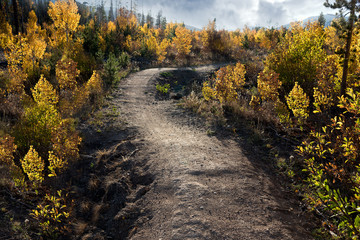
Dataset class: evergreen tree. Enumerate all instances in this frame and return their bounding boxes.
[95,0,106,24]
[140,13,145,26]
[35,0,50,25]
[155,10,162,29]
[108,0,115,21]
[160,16,167,30]
[12,0,20,34]
[146,11,153,28]
[324,0,360,95]
[318,12,326,27]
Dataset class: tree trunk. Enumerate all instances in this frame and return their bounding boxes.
[340,0,356,96]
[12,0,20,34]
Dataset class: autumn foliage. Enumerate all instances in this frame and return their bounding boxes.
[3,0,360,237]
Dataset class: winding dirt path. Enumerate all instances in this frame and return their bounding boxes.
[116,66,314,239]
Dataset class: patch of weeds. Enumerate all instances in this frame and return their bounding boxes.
[160,72,173,78]
[31,190,71,238]
[105,95,114,100]
[180,91,201,112]
[10,218,31,240]
[156,83,170,95]
[105,107,120,118]
[89,111,105,132]
[206,129,216,136]
[248,131,263,145]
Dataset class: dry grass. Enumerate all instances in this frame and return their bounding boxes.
[88,176,100,191]
[73,221,88,235]
[91,204,103,223]
[79,200,92,214]
[180,91,225,124]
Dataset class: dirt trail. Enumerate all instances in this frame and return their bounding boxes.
[114,65,313,240]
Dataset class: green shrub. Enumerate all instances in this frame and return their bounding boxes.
[103,53,120,87]
[156,83,170,94]
[118,52,130,69]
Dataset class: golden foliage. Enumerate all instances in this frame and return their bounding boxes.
[173,26,192,57]
[107,21,116,33]
[32,75,59,106]
[21,146,45,184]
[249,95,261,110]
[0,21,13,49]
[274,100,290,125]
[24,11,47,74]
[146,35,158,54]
[116,8,138,33]
[4,36,29,94]
[31,190,71,235]
[0,135,17,165]
[265,22,326,95]
[48,0,80,47]
[7,65,27,95]
[286,82,309,123]
[0,136,25,188]
[156,38,171,63]
[313,55,342,113]
[214,63,246,103]
[49,119,81,176]
[86,70,102,95]
[202,81,216,101]
[202,63,246,103]
[56,58,80,90]
[257,68,281,102]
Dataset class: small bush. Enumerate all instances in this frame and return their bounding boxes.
[31,190,71,238]
[118,52,130,69]
[156,83,170,94]
[103,53,120,87]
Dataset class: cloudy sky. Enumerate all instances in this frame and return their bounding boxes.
[130,0,337,30]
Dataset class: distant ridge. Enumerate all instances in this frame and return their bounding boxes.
[185,24,201,31]
[283,14,338,28]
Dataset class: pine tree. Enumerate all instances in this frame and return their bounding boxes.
[324,0,360,96]
[160,16,167,30]
[146,11,153,28]
[109,0,115,22]
[318,12,326,27]
[155,10,162,29]
[12,0,20,34]
[140,13,145,26]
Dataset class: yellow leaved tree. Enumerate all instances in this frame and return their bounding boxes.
[48,0,81,54]
[156,38,171,63]
[21,146,45,185]
[286,82,310,124]
[23,10,47,76]
[202,63,246,103]
[173,25,192,60]
[257,67,281,102]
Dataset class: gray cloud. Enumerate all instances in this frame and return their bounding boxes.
[98,0,337,30]
[256,0,289,27]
